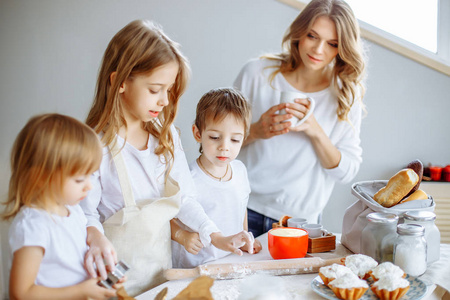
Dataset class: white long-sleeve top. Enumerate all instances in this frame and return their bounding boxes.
[233,58,363,223]
[172,160,250,268]
[80,125,219,245]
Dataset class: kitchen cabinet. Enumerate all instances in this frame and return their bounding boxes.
[421,182,450,244]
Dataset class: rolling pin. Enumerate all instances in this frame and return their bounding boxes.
[164,256,343,280]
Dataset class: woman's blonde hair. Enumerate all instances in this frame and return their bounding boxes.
[2,114,102,220]
[264,0,366,121]
[86,20,191,173]
[194,88,251,153]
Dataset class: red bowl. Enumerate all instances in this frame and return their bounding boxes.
[268,227,308,259]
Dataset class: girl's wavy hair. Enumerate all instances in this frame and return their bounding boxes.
[264,0,366,121]
[194,87,251,153]
[86,20,191,177]
[2,114,102,220]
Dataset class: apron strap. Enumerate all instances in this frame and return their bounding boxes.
[109,140,136,207]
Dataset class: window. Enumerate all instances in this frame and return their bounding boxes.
[276,0,450,76]
[346,0,438,53]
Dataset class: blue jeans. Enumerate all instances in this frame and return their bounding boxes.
[247,209,278,238]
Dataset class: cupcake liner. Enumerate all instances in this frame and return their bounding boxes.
[329,286,368,300]
[371,286,410,300]
[319,272,335,287]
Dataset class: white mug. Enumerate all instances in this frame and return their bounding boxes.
[287,217,308,229]
[301,223,323,238]
[279,91,316,127]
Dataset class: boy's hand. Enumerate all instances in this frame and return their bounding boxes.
[210,230,254,256]
[179,230,204,255]
[171,219,204,255]
[241,238,262,254]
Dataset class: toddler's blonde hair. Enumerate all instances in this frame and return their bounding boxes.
[2,114,102,220]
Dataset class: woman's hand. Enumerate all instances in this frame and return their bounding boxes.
[85,227,117,280]
[210,231,254,256]
[244,103,292,145]
[283,98,314,130]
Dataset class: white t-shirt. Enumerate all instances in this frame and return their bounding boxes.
[80,125,219,245]
[233,58,363,223]
[9,205,89,287]
[172,160,250,268]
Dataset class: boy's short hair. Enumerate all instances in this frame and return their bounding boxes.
[194,87,251,139]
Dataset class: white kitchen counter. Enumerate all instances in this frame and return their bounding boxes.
[136,233,449,300]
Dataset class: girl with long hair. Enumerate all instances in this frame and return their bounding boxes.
[82,20,253,296]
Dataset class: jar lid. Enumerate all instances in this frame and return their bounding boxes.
[397,223,425,236]
[404,211,436,221]
[366,212,399,223]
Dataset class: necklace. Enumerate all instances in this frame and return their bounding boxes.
[197,157,229,181]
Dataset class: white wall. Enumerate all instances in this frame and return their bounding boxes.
[1,0,449,298]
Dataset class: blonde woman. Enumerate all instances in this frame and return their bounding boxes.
[233,0,366,236]
[82,20,253,296]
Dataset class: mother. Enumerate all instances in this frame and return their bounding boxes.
[234,0,366,236]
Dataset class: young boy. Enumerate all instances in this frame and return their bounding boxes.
[172,88,262,268]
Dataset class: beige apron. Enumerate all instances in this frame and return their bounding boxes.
[102,145,181,297]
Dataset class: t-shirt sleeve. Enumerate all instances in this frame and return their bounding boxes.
[9,210,50,254]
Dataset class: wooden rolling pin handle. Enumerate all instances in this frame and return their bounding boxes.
[164,267,200,281]
[164,257,345,281]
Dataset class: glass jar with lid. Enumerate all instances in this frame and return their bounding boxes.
[393,224,427,276]
[403,211,440,264]
[361,212,399,262]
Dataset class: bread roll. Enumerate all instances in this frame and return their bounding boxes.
[374,169,419,208]
[403,159,424,199]
[279,215,292,227]
[400,189,428,203]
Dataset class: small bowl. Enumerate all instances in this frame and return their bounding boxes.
[268,227,308,259]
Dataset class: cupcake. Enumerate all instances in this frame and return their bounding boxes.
[370,262,406,281]
[371,275,410,300]
[319,264,353,287]
[328,273,369,300]
[344,254,378,279]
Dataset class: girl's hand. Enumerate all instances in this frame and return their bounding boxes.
[241,239,263,254]
[210,231,254,256]
[85,227,118,280]
[252,103,292,140]
[78,278,118,300]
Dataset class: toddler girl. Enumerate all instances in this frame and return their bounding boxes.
[3,113,117,300]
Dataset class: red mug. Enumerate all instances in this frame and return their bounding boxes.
[443,165,450,182]
[429,166,443,181]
